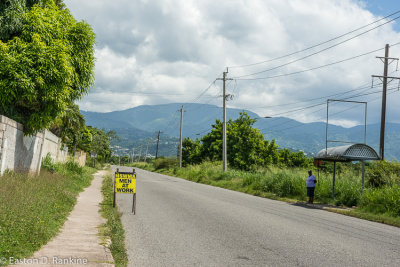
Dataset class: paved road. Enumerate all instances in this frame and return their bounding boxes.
[113,166,400,267]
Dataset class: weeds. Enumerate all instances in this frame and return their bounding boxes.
[100,173,128,267]
[0,160,95,263]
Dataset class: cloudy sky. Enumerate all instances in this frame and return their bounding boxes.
[65,0,400,127]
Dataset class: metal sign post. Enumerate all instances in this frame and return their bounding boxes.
[113,168,118,207]
[114,168,137,214]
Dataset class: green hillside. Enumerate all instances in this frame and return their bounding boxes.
[81,103,400,160]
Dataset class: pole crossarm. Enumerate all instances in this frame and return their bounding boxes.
[372,75,400,80]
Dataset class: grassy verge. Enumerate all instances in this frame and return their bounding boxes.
[0,161,95,265]
[99,172,128,267]
[131,160,400,227]
[327,208,400,228]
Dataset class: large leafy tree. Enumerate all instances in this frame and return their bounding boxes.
[182,137,202,166]
[0,0,65,42]
[50,103,86,154]
[0,1,95,133]
[88,127,118,163]
[182,111,310,170]
[227,113,270,170]
[183,112,281,170]
[200,112,277,170]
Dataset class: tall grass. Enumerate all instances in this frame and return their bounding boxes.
[100,173,128,267]
[0,160,95,263]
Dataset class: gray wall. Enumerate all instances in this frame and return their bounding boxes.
[0,115,72,175]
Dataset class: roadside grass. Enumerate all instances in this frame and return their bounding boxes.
[99,172,128,267]
[131,160,400,227]
[0,161,95,264]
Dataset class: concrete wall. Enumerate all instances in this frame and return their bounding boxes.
[0,115,84,175]
[74,150,87,167]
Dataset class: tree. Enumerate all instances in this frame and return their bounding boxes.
[0,1,95,134]
[88,127,118,163]
[182,111,312,170]
[182,137,202,166]
[278,148,311,167]
[227,112,267,170]
[0,0,66,42]
[199,120,223,161]
[195,111,280,170]
[50,103,86,154]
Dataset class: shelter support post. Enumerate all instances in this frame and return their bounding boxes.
[361,160,365,193]
[332,162,336,200]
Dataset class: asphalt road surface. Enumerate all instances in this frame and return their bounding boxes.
[113,166,400,267]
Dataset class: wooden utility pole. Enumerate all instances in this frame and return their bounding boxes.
[379,44,389,160]
[155,130,161,159]
[372,44,399,160]
[179,106,183,168]
[137,145,142,162]
[217,68,232,172]
[144,140,150,162]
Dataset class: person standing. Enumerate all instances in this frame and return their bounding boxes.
[306,170,317,204]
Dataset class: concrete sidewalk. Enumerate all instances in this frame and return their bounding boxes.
[14,170,114,267]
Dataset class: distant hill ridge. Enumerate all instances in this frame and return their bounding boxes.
[81,103,400,160]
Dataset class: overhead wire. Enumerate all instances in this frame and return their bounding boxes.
[234,45,393,81]
[228,10,400,69]
[257,82,388,131]
[271,89,400,133]
[231,15,400,79]
[264,86,400,133]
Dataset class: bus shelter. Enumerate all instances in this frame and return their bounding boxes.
[314,143,380,199]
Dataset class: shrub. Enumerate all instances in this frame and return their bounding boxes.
[153,158,177,170]
[366,160,400,188]
[359,185,400,216]
[41,153,55,171]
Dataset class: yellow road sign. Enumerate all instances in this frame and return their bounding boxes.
[115,172,136,193]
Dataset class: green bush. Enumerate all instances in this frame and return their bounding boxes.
[153,157,177,170]
[359,185,400,216]
[41,153,55,171]
[366,160,400,188]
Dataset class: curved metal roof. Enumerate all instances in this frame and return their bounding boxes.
[315,143,380,162]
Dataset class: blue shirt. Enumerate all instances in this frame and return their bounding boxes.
[306,175,316,188]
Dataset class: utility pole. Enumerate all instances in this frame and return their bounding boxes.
[144,140,150,162]
[138,145,142,162]
[155,130,161,159]
[217,68,233,172]
[372,44,399,160]
[179,106,184,168]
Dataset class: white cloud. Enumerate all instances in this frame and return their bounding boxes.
[65,0,400,126]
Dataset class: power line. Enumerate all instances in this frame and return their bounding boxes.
[250,69,398,111]
[234,45,396,81]
[274,90,400,133]
[264,87,400,133]
[247,82,379,110]
[232,15,400,79]
[228,10,400,69]
[257,84,395,131]
[263,85,386,118]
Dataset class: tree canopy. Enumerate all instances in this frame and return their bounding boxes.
[182,112,311,170]
[0,0,95,134]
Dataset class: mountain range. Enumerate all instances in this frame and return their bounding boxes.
[81,103,400,160]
